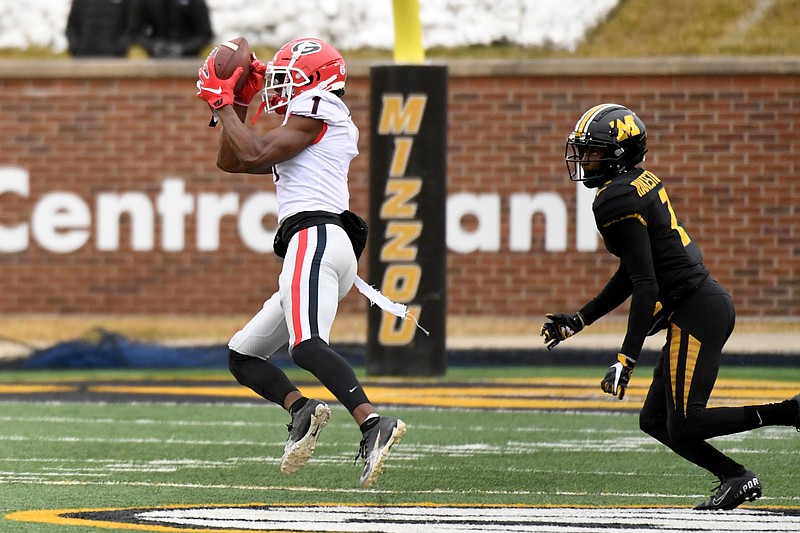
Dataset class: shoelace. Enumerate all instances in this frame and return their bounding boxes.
[353,436,368,465]
[286,406,300,434]
[706,477,727,496]
[286,408,310,437]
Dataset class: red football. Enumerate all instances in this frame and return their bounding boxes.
[212,36,251,93]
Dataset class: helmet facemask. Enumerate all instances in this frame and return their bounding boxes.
[565,104,648,188]
[260,38,347,116]
[263,52,311,115]
[566,138,619,188]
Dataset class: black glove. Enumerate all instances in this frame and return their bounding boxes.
[540,312,585,350]
[601,353,636,400]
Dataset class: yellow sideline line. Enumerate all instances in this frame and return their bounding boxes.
[79,381,797,411]
[0,384,76,394]
[1,378,795,411]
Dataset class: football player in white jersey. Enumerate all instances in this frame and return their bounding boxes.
[196,37,405,489]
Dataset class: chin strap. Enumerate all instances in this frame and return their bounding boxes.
[250,101,267,124]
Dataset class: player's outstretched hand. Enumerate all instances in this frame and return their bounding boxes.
[234,52,267,106]
[540,312,585,350]
[196,55,242,109]
[600,353,636,400]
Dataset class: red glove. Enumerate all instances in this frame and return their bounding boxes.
[234,52,266,106]
[196,55,242,110]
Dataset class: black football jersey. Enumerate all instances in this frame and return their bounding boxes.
[593,168,709,303]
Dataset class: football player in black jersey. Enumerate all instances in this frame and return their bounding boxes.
[540,103,800,511]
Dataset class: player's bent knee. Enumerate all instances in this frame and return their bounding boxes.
[666,416,704,443]
[290,337,328,372]
[639,408,667,437]
[290,337,368,413]
[228,349,250,382]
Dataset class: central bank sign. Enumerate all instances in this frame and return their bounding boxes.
[0,166,599,254]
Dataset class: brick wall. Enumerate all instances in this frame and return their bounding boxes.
[1,58,798,318]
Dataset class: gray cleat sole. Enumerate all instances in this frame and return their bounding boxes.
[280,402,331,475]
[360,419,407,489]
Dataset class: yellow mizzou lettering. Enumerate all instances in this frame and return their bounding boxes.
[612,114,641,142]
[381,179,421,219]
[379,265,422,345]
[381,264,421,304]
[378,95,427,135]
[381,222,422,262]
[376,94,428,348]
[379,304,422,345]
[389,138,413,177]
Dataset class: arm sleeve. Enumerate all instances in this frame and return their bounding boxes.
[602,218,660,360]
[579,262,632,325]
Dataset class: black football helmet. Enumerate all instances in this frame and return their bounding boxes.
[565,103,648,188]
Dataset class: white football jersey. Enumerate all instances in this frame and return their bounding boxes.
[273,89,359,223]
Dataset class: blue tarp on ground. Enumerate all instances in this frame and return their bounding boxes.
[18,329,367,369]
[23,329,229,369]
[15,329,800,369]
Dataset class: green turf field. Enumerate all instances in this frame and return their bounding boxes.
[0,366,798,532]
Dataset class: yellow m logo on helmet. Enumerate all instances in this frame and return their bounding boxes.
[612,114,641,142]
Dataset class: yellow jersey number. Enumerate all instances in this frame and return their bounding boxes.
[658,188,691,246]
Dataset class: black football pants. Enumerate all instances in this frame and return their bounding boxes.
[638,280,762,480]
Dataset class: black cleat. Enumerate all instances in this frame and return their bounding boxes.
[792,393,800,431]
[280,399,330,475]
[355,416,406,489]
[694,470,762,511]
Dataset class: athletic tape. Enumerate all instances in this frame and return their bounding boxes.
[353,276,429,335]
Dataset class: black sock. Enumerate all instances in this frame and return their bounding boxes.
[289,397,309,415]
[721,464,747,480]
[745,400,796,426]
[360,415,380,434]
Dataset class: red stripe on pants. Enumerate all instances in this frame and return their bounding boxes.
[291,229,309,345]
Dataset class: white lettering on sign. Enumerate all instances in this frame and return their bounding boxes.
[446,192,500,253]
[31,191,91,254]
[0,167,597,255]
[446,185,598,253]
[0,167,29,252]
[0,168,277,254]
